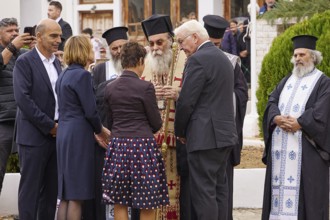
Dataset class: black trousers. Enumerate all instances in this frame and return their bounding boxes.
[18,140,58,220]
[0,121,15,195]
[188,147,231,220]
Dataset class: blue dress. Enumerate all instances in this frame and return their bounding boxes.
[55,64,102,200]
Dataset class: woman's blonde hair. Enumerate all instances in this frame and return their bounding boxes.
[63,35,93,67]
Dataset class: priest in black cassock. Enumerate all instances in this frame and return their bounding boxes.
[262,35,330,220]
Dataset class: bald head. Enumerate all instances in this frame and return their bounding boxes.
[36,18,61,35]
[36,18,62,58]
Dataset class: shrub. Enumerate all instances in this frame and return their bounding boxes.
[256,10,330,133]
[6,153,19,173]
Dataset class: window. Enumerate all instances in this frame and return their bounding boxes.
[124,0,198,40]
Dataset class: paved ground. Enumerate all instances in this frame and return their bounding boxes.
[1,209,263,220]
[233,208,262,220]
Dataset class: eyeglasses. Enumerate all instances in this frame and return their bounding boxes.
[149,39,165,47]
[177,34,193,45]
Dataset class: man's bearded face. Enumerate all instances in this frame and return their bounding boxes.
[109,39,127,73]
[291,48,315,77]
[147,33,173,76]
[109,39,127,62]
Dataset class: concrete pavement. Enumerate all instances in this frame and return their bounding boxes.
[233,208,262,220]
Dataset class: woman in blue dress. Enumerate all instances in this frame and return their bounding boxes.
[55,35,110,220]
[102,41,169,220]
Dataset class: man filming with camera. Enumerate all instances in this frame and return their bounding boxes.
[0,17,35,196]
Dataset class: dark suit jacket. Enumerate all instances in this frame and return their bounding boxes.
[13,48,61,146]
[104,70,162,137]
[175,41,238,152]
[58,18,73,51]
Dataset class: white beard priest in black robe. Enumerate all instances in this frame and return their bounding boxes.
[262,35,330,220]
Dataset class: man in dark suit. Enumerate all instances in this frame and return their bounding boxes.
[13,18,62,220]
[203,15,249,220]
[48,1,73,51]
[174,20,238,220]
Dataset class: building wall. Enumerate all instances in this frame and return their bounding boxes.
[255,19,281,77]
[0,0,20,22]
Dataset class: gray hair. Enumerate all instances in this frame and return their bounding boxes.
[0,18,18,28]
[310,49,323,65]
[291,49,323,65]
[174,19,209,41]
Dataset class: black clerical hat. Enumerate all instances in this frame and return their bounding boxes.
[203,15,229,39]
[141,14,173,39]
[102,26,128,46]
[291,35,318,50]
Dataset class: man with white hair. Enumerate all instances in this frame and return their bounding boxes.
[262,35,330,220]
[174,20,238,220]
[140,14,187,219]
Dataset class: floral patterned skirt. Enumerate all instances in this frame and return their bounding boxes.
[102,137,170,209]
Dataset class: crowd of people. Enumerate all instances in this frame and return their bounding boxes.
[0,0,330,220]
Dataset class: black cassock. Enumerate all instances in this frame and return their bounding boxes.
[261,72,330,220]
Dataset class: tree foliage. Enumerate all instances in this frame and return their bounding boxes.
[6,154,19,173]
[256,10,330,133]
[261,0,330,24]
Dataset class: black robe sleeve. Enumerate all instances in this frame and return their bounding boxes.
[262,75,290,164]
[231,63,249,166]
[297,74,330,154]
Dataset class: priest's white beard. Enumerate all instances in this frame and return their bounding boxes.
[110,54,123,73]
[146,48,173,76]
[291,58,315,78]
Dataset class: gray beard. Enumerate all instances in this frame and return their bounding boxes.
[146,49,173,76]
[292,62,314,78]
[110,54,122,73]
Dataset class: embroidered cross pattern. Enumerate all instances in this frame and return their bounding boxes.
[286,198,293,208]
[289,151,296,160]
[287,176,295,183]
[293,104,300,112]
[287,84,293,90]
[275,128,281,135]
[168,180,176,190]
[275,150,280,160]
[301,84,308,90]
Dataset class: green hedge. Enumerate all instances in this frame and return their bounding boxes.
[6,153,19,173]
[256,10,330,134]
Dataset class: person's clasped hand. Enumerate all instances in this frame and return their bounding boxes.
[95,126,111,149]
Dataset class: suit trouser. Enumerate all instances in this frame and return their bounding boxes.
[217,158,234,220]
[188,147,232,220]
[0,122,15,195]
[18,140,57,220]
[82,145,106,220]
